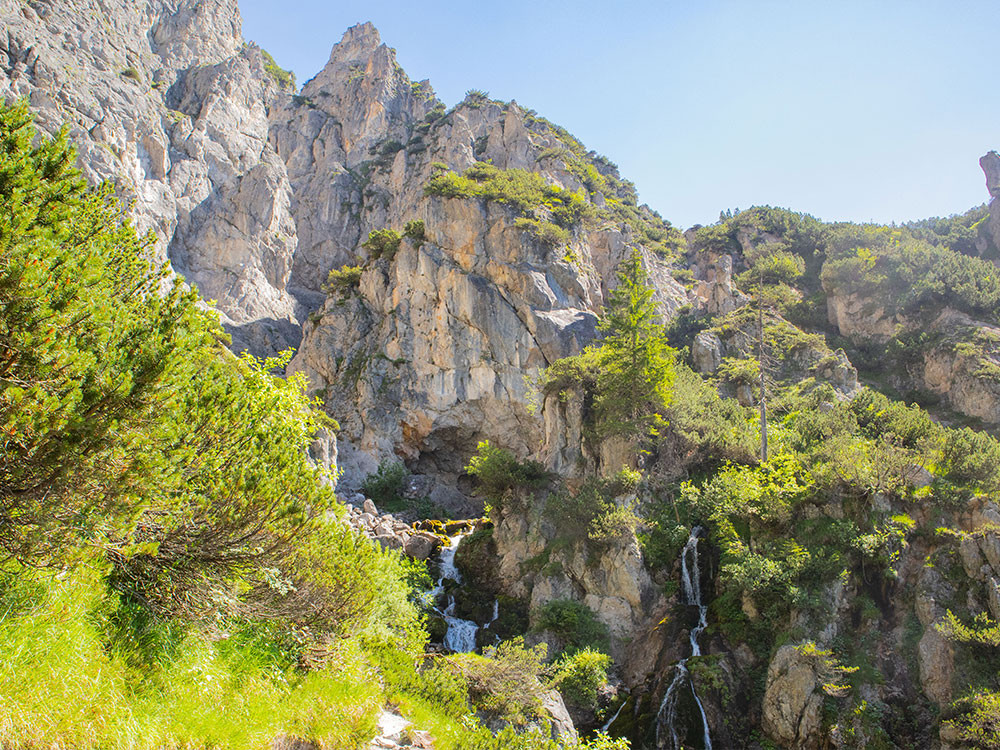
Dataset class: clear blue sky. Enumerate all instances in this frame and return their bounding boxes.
[239,0,998,230]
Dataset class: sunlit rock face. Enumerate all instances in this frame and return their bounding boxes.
[0,0,304,352]
[2,2,687,481]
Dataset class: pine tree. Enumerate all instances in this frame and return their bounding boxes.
[0,99,199,563]
[592,249,676,438]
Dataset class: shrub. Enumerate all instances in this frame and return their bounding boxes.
[104,349,340,623]
[451,637,548,726]
[588,501,642,545]
[259,48,296,91]
[464,89,491,107]
[942,427,1000,491]
[936,610,1000,648]
[606,466,642,496]
[425,162,594,228]
[362,228,402,261]
[121,66,141,82]
[943,691,1000,750]
[403,219,426,243]
[514,217,570,246]
[717,356,761,387]
[0,99,199,566]
[465,441,546,506]
[360,461,408,510]
[532,599,610,654]
[325,264,363,297]
[549,648,611,709]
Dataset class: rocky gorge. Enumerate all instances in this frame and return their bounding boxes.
[5,1,1000,748]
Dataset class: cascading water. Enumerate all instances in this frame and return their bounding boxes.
[655,526,713,750]
[431,534,480,652]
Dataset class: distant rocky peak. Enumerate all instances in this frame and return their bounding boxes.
[296,21,438,165]
[328,21,383,62]
[981,150,1000,199]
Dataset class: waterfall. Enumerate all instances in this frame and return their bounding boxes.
[431,533,480,652]
[600,700,627,734]
[655,527,713,750]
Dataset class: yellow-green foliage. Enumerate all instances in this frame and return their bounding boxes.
[424,158,683,258]
[260,47,296,91]
[549,648,611,709]
[362,228,402,260]
[514,217,570,247]
[943,691,1000,750]
[325,264,364,296]
[425,161,595,229]
[0,566,382,750]
[466,440,547,507]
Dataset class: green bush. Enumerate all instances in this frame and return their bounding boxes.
[425,162,594,228]
[606,466,642,496]
[451,637,549,726]
[0,99,201,566]
[325,264,363,297]
[942,426,1000,491]
[943,691,1000,749]
[466,440,546,507]
[362,228,402,261]
[259,47,296,91]
[403,219,426,243]
[717,356,761,387]
[532,599,610,654]
[550,648,611,709]
[361,460,409,510]
[514,217,570,246]
[588,501,642,545]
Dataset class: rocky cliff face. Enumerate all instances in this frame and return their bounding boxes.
[0,0,306,352]
[2,1,688,486]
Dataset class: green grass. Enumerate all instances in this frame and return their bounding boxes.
[0,567,381,749]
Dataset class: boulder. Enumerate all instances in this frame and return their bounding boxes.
[691,330,724,373]
[540,689,578,743]
[404,532,441,560]
[374,534,403,552]
[762,645,824,749]
[918,627,954,707]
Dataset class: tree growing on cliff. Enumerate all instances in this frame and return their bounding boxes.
[591,249,676,438]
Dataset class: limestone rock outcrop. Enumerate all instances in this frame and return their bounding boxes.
[2,1,690,484]
[761,645,824,749]
[980,150,1000,253]
[0,0,302,353]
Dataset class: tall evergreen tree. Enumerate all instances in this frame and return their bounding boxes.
[592,249,675,438]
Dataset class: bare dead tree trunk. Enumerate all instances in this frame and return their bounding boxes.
[758,272,769,462]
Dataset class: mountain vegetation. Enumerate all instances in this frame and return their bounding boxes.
[5,5,1000,747]
[0,102,627,750]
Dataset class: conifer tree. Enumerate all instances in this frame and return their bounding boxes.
[592,249,676,438]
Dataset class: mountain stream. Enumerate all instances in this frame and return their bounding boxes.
[655,526,713,750]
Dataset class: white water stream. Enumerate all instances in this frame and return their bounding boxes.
[431,533,481,652]
[655,527,713,750]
